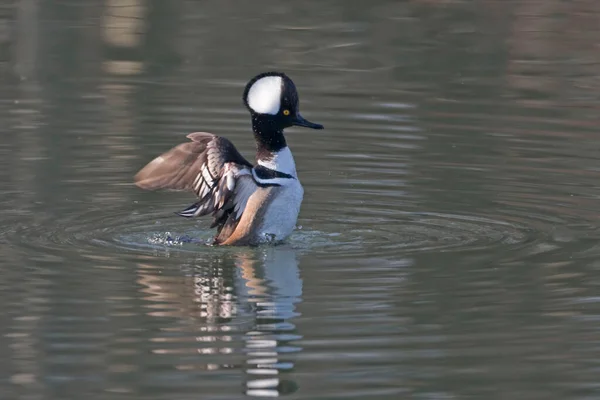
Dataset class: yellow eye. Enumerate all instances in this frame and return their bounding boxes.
[283,109,290,116]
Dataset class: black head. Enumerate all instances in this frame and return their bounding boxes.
[243,71,324,131]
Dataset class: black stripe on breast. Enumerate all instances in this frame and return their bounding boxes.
[253,165,294,180]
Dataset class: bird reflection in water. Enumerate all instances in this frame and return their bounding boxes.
[136,246,302,397]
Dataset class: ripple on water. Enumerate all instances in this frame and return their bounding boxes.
[301,211,534,261]
[2,199,535,261]
[3,206,210,257]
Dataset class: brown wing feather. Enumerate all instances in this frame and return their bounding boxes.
[134,132,256,237]
[134,132,251,191]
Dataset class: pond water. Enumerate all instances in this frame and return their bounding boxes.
[2,1,600,399]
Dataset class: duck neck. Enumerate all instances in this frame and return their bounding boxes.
[252,115,297,176]
[252,114,287,160]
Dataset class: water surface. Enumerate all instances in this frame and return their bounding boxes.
[2,1,600,399]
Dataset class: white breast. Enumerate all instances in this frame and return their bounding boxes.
[257,147,297,177]
[257,179,304,243]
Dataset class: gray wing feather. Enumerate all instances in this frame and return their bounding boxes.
[134,132,255,221]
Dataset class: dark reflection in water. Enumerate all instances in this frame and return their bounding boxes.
[2,0,600,399]
[137,247,302,397]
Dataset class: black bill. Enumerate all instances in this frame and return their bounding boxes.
[292,113,324,130]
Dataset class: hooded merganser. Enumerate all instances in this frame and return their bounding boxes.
[134,72,324,246]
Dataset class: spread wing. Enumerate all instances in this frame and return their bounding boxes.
[134,132,257,232]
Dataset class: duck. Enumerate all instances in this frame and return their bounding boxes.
[134,72,324,246]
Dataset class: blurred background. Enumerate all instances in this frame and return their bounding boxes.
[2,0,600,399]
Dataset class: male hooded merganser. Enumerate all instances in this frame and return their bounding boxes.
[134,72,324,246]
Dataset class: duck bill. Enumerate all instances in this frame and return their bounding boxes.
[292,114,324,130]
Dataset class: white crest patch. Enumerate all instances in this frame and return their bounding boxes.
[247,76,283,115]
